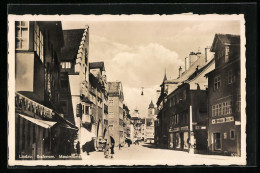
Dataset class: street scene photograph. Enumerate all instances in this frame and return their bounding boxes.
[8,14,246,166]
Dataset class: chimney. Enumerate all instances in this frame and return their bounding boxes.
[179,66,182,78]
[185,57,189,71]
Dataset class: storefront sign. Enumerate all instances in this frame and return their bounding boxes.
[181,126,189,131]
[216,118,225,123]
[212,116,234,124]
[195,126,206,130]
[225,116,234,122]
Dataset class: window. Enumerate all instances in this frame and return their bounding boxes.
[212,100,232,117]
[218,103,222,116]
[212,105,216,117]
[225,46,230,62]
[214,75,221,90]
[230,130,235,140]
[228,70,234,84]
[226,100,232,114]
[85,106,89,114]
[34,22,44,62]
[109,99,114,106]
[213,133,221,150]
[15,21,29,50]
[61,62,71,69]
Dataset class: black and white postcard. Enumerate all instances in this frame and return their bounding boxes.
[8,12,248,166]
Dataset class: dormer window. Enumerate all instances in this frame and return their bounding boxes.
[225,46,230,63]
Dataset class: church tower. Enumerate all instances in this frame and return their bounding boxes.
[148,100,155,118]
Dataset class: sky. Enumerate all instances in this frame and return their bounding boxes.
[62,15,241,117]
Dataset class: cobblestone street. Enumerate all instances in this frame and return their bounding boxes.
[81,142,245,166]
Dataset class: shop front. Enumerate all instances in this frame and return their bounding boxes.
[169,126,190,152]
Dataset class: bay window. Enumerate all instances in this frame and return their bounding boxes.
[15,21,29,50]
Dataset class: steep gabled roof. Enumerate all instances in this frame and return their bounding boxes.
[211,34,240,52]
[185,57,215,82]
[61,29,85,61]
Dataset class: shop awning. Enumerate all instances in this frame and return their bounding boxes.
[19,114,57,129]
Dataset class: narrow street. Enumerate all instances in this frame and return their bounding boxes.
[81,142,245,166]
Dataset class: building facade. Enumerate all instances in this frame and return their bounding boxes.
[59,27,93,151]
[206,34,241,156]
[15,21,78,160]
[156,46,215,150]
[144,101,156,143]
[89,62,109,149]
[107,82,125,146]
[59,27,109,151]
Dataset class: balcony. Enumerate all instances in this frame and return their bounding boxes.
[15,92,55,119]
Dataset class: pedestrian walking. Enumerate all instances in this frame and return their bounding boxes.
[104,143,110,158]
[110,136,115,158]
[76,141,80,155]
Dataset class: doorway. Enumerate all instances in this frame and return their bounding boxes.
[213,133,221,151]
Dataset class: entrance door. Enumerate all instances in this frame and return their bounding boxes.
[213,133,221,151]
[180,132,184,150]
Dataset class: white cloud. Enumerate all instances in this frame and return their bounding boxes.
[109,42,182,88]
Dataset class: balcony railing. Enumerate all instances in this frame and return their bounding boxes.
[15,92,54,119]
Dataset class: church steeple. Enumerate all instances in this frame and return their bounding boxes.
[163,68,167,82]
[148,100,154,109]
